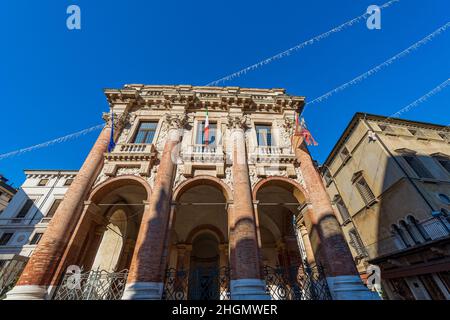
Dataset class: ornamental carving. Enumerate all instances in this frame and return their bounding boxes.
[226,115,248,130]
[173,164,187,190]
[223,166,234,191]
[116,167,141,177]
[164,113,188,130]
[146,163,160,189]
[102,112,130,131]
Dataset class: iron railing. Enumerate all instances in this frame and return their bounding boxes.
[163,266,230,300]
[52,269,128,300]
[0,259,27,299]
[263,265,332,300]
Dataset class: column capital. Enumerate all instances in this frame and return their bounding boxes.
[226,115,248,131]
[102,111,130,131]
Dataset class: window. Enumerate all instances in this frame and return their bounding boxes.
[392,224,410,248]
[0,233,13,245]
[255,125,272,146]
[435,157,450,175]
[437,193,450,205]
[408,128,427,139]
[323,169,333,186]
[339,146,351,163]
[29,232,43,245]
[403,155,434,179]
[14,199,34,222]
[348,228,367,257]
[334,195,351,223]
[407,216,430,242]
[133,122,158,144]
[38,179,49,186]
[196,121,217,145]
[439,132,450,141]
[64,178,74,186]
[379,124,394,133]
[353,174,376,205]
[46,199,63,218]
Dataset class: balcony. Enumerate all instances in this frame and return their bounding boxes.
[182,144,225,164]
[105,143,156,162]
[250,146,296,164]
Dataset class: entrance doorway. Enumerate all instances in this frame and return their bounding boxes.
[188,232,220,300]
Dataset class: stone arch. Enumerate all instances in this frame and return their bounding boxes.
[88,174,152,203]
[252,176,309,204]
[172,175,233,202]
[186,224,227,244]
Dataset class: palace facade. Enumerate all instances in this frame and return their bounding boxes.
[5,85,377,300]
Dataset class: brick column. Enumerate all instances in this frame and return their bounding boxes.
[6,124,112,300]
[227,117,269,300]
[122,114,185,300]
[293,139,378,299]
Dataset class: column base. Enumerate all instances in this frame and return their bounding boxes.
[121,282,163,300]
[326,275,381,300]
[230,279,271,300]
[4,285,52,300]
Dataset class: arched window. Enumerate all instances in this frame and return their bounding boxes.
[438,194,450,205]
[399,220,419,245]
[407,215,430,242]
[391,224,410,248]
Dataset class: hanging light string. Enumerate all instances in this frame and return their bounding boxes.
[205,0,401,87]
[0,124,104,160]
[306,21,450,107]
[389,79,450,118]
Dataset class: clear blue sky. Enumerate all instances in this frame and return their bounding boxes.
[1,0,449,187]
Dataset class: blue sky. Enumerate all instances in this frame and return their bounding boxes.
[0,0,449,187]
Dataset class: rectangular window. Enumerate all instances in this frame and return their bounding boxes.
[38,179,49,186]
[64,178,74,186]
[323,169,333,186]
[196,121,217,145]
[255,125,272,146]
[335,196,351,223]
[0,233,13,245]
[408,128,427,139]
[436,158,450,175]
[46,199,63,218]
[133,122,158,144]
[355,176,376,205]
[339,146,350,162]
[348,228,367,257]
[14,199,35,222]
[29,233,43,245]
[379,124,394,133]
[403,155,434,179]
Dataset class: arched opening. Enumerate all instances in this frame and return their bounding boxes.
[255,179,304,270]
[77,176,150,273]
[188,232,220,300]
[164,177,230,300]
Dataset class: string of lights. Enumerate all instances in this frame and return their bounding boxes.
[205,0,401,86]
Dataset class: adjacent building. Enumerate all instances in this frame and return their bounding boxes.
[321,113,450,300]
[5,85,377,300]
[0,170,76,297]
[0,174,16,214]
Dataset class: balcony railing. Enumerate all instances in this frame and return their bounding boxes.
[105,143,156,161]
[182,144,225,163]
[250,146,295,164]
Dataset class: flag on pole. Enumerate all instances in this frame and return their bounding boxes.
[204,108,210,145]
[107,111,116,153]
[295,114,318,146]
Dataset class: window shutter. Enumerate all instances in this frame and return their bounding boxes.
[355,177,376,205]
[403,156,434,179]
[349,229,367,257]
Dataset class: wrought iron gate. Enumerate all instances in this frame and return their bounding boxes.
[263,265,331,300]
[163,266,230,300]
[53,269,128,300]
